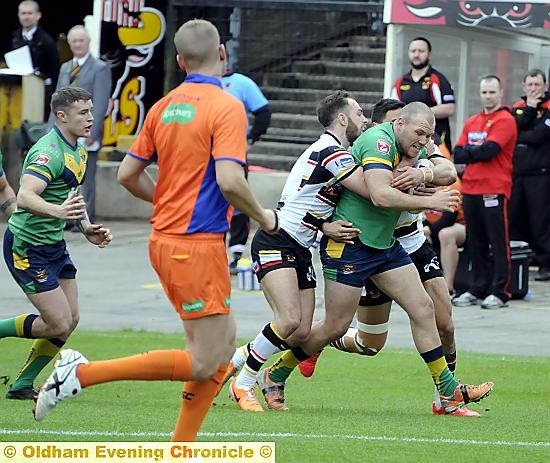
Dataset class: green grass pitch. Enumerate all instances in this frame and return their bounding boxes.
[1,330,549,463]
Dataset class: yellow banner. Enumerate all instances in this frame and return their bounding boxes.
[0,442,275,463]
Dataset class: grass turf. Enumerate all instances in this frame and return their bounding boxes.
[1,330,549,463]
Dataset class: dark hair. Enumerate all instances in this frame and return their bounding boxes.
[523,68,546,84]
[317,90,352,127]
[480,74,501,88]
[51,86,92,114]
[371,98,405,124]
[409,36,431,52]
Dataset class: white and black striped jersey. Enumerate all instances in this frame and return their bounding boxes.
[277,132,359,248]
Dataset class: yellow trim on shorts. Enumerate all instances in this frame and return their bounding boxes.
[325,239,345,259]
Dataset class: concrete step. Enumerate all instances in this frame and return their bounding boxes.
[248,152,299,171]
[262,126,319,144]
[268,112,321,131]
[321,46,386,63]
[270,98,374,116]
[292,60,385,78]
[263,86,382,104]
[264,73,384,92]
[349,35,386,47]
[249,140,310,158]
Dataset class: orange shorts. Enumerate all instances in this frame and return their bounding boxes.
[149,231,231,320]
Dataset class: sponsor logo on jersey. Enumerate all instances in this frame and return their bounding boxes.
[162,103,196,124]
[35,153,51,165]
[400,84,410,91]
[467,131,487,145]
[377,139,391,154]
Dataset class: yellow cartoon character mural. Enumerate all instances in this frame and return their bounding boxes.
[101,0,166,146]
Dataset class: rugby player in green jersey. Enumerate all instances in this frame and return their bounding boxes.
[1,87,112,400]
[265,102,494,413]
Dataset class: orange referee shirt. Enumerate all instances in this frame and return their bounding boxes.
[129,73,248,236]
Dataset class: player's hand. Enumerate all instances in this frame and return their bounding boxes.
[58,193,86,220]
[259,209,279,235]
[412,185,440,196]
[83,223,113,248]
[321,220,361,244]
[391,166,424,191]
[429,188,460,212]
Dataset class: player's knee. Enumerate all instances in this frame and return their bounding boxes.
[276,313,301,338]
[287,323,311,344]
[356,324,388,355]
[438,228,455,247]
[191,360,220,380]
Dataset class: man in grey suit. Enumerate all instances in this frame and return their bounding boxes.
[54,25,111,223]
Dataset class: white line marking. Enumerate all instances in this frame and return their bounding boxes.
[0,429,548,447]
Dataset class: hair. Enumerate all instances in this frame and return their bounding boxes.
[523,68,546,84]
[67,25,90,42]
[401,101,435,125]
[317,90,352,127]
[480,74,502,88]
[174,19,220,69]
[51,86,92,114]
[18,0,40,12]
[409,36,431,52]
[371,98,405,124]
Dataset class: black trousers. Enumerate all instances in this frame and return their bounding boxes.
[462,193,511,302]
[509,173,550,270]
[228,212,250,254]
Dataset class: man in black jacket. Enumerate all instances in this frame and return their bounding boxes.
[11,0,59,121]
[510,69,550,281]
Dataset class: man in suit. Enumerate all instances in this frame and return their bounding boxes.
[54,25,112,223]
[11,0,60,121]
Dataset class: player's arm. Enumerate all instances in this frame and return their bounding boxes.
[516,112,550,146]
[431,103,455,119]
[117,155,156,203]
[366,168,458,212]
[0,174,16,218]
[17,174,85,220]
[215,160,277,233]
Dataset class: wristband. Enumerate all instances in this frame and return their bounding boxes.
[420,167,434,183]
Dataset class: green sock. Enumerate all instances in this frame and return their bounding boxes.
[0,314,37,338]
[268,346,309,383]
[421,345,459,397]
[10,338,64,390]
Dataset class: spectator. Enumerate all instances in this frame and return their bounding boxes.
[390,36,455,153]
[222,59,271,273]
[509,69,550,281]
[11,0,59,121]
[452,75,517,309]
[52,25,112,223]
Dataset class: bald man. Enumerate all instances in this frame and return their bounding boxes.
[262,102,495,415]
[35,19,278,441]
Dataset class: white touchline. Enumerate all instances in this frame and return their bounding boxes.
[0,429,548,448]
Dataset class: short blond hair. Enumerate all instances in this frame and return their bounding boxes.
[174,19,220,69]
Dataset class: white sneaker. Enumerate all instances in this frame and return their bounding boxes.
[452,291,481,307]
[34,349,88,421]
[481,294,506,309]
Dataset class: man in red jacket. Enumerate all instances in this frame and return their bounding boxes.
[452,75,517,309]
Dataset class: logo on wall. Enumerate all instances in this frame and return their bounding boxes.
[101,0,166,146]
[391,1,550,29]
